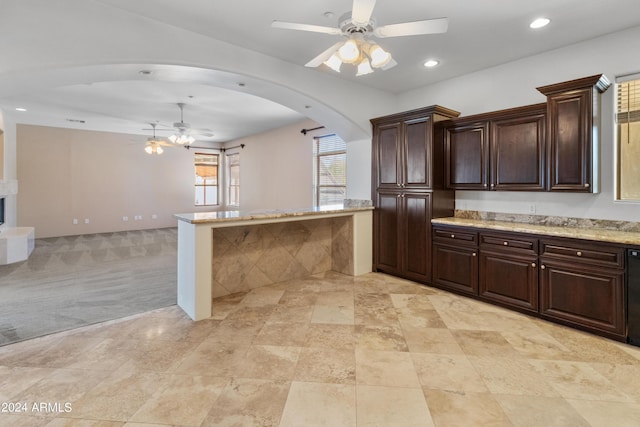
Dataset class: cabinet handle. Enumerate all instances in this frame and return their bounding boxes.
[503,241,508,246]
[397,183,401,187]
[585,183,590,188]
[531,262,536,268]
[541,265,546,270]
[450,234,455,238]
[576,251,582,257]
[401,194,405,198]
[491,184,495,188]
[472,252,477,257]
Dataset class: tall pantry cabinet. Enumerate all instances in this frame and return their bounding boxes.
[371,106,460,283]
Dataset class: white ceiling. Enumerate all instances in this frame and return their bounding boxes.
[1,0,640,143]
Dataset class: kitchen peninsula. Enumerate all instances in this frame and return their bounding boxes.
[174,205,373,320]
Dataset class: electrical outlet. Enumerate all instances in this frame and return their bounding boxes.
[151,214,158,220]
[528,203,536,214]
[84,218,90,224]
[72,218,78,225]
[122,216,128,221]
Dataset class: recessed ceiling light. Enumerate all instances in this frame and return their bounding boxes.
[530,18,550,29]
[15,107,27,112]
[423,59,439,68]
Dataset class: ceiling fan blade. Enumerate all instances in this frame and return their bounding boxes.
[271,20,341,35]
[305,42,344,67]
[352,0,376,25]
[381,58,398,70]
[374,17,448,38]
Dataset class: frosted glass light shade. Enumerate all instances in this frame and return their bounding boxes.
[324,54,343,72]
[356,58,374,76]
[369,44,392,68]
[338,39,359,63]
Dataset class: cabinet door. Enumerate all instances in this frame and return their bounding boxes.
[374,122,402,189]
[490,110,546,191]
[479,250,538,313]
[374,191,401,274]
[445,121,489,190]
[546,89,592,191]
[403,117,432,189]
[539,259,625,338]
[432,242,478,295]
[402,192,432,282]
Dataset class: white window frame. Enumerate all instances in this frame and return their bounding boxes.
[313,133,347,207]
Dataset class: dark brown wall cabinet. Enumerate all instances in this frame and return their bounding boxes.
[372,106,460,283]
[443,74,610,192]
[444,104,546,191]
[537,74,611,192]
[432,224,627,341]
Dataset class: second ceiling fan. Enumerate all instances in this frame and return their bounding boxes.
[153,103,214,145]
[272,0,448,75]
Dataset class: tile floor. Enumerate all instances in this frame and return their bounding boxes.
[1,271,640,426]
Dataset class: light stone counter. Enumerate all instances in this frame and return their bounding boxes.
[174,205,373,225]
[431,217,640,246]
[174,206,373,320]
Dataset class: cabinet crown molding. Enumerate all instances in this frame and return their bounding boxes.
[536,74,611,95]
[371,105,460,125]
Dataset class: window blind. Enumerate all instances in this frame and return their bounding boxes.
[616,78,640,123]
[313,134,347,206]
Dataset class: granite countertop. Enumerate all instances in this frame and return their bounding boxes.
[431,217,640,246]
[174,205,373,224]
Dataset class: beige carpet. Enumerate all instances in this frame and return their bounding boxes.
[0,227,177,346]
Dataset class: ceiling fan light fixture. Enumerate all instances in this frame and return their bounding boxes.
[337,38,360,63]
[369,44,392,68]
[169,133,195,145]
[156,146,164,154]
[356,58,374,76]
[145,145,153,154]
[324,53,343,72]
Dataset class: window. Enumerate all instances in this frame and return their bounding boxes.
[227,152,240,207]
[313,134,347,207]
[194,153,219,206]
[616,75,640,201]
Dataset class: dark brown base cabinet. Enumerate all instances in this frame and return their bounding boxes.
[432,224,627,341]
[432,226,478,295]
[479,250,538,313]
[374,191,433,283]
[539,239,625,338]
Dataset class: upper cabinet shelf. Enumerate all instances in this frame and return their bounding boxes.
[443,74,610,193]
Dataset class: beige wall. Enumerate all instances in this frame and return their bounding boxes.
[17,124,221,238]
[0,130,4,179]
[230,119,318,211]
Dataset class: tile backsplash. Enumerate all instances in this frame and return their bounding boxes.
[455,210,640,232]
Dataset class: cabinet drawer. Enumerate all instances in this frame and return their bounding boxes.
[480,232,537,253]
[540,239,624,269]
[433,227,478,246]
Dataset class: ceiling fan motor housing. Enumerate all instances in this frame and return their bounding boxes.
[339,12,375,35]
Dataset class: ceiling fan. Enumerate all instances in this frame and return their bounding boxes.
[143,123,174,155]
[151,103,214,145]
[271,0,448,75]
